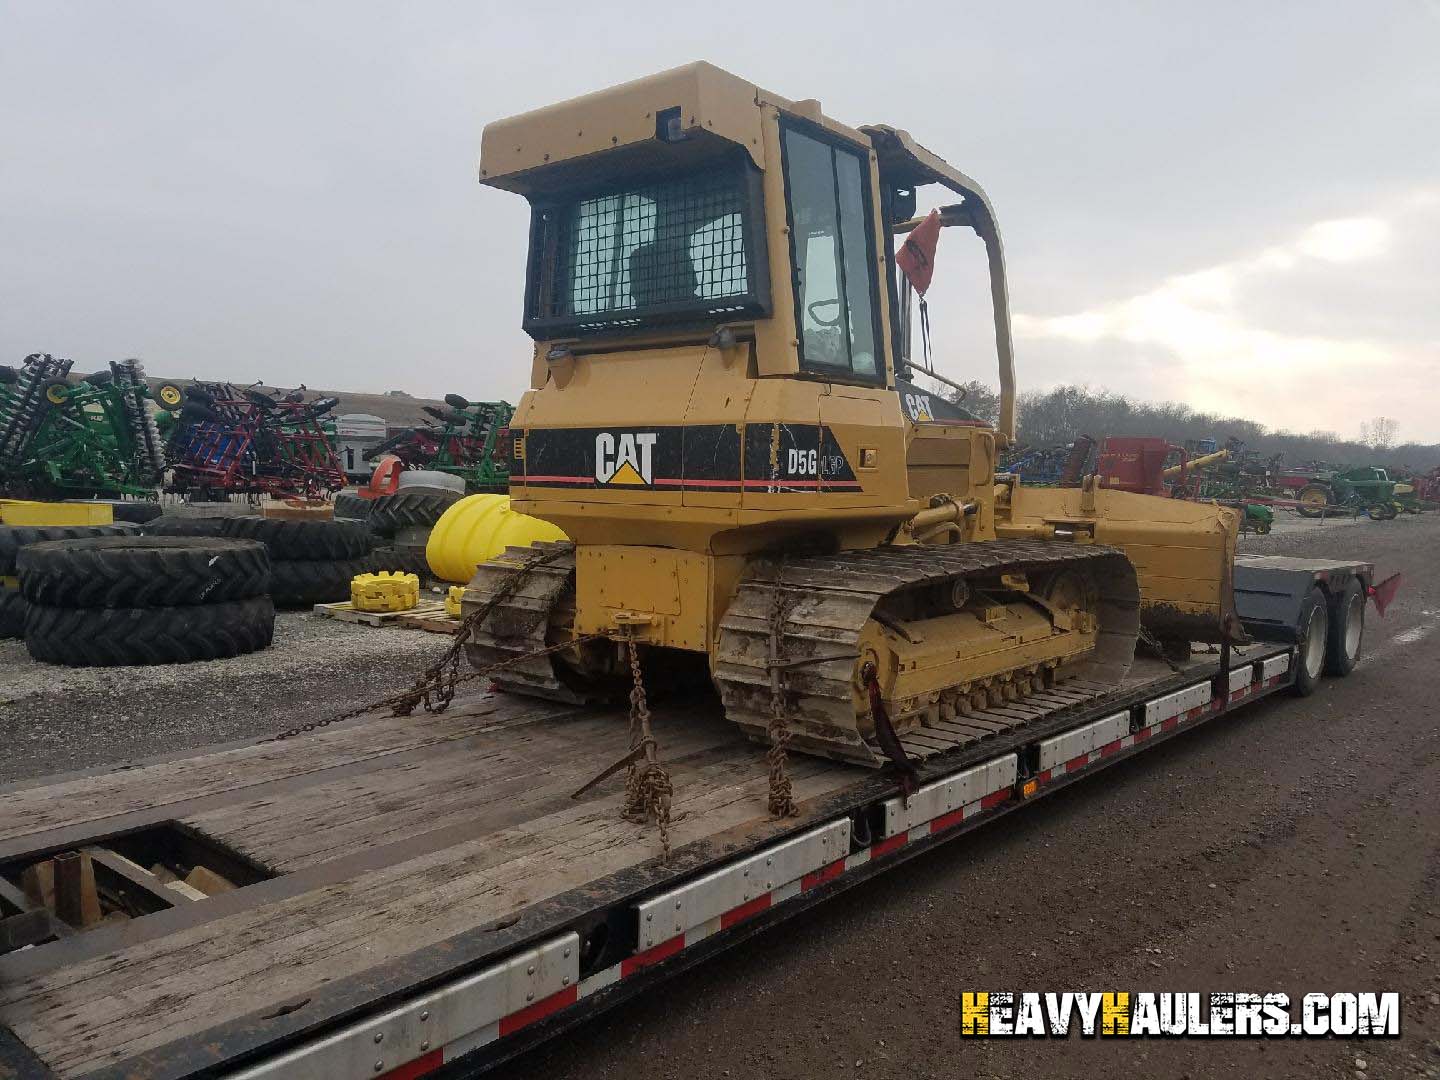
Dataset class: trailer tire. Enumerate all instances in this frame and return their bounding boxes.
[0,523,142,575]
[0,588,25,639]
[1324,578,1365,677]
[221,516,373,561]
[268,557,369,608]
[366,491,460,538]
[24,596,275,667]
[17,537,271,608]
[1291,586,1329,696]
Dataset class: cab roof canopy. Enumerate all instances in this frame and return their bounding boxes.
[479,60,887,199]
[479,62,769,198]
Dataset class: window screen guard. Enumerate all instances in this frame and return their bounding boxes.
[524,154,770,337]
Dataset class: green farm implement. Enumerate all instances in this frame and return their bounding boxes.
[0,355,180,499]
[364,394,513,493]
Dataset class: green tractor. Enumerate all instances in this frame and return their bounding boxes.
[1294,466,1400,520]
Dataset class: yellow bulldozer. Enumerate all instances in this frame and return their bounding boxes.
[465,62,1240,767]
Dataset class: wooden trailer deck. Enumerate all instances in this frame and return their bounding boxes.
[0,654,1231,1078]
[0,689,873,1077]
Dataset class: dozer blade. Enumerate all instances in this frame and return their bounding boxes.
[1006,484,1246,644]
[713,540,1140,767]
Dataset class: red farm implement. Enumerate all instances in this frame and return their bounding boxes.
[162,382,345,501]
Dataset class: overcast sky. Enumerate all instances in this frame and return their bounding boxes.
[3,1,1437,441]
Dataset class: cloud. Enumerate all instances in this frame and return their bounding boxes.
[1294,217,1391,263]
[1011,195,1440,441]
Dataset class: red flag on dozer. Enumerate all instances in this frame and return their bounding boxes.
[896,209,942,296]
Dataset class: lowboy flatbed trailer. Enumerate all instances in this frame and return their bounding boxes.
[0,556,1378,1079]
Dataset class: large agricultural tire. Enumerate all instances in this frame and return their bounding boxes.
[23,596,275,667]
[371,545,431,577]
[143,516,235,538]
[17,537,270,609]
[221,516,372,561]
[0,588,25,639]
[332,492,370,521]
[399,470,466,495]
[367,491,461,538]
[268,557,369,608]
[0,523,142,576]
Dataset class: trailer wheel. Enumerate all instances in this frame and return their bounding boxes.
[1291,586,1329,696]
[1324,578,1365,677]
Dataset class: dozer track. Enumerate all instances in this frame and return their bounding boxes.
[463,540,593,704]
[713,540,1140,766]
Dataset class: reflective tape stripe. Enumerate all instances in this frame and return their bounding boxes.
[230,933,578,1080]
[634,820,850,948]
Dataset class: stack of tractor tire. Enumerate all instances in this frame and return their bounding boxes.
[354,472,463,577]
[15,537,274,666]
[219,516,373,607]
[0,523,142,640]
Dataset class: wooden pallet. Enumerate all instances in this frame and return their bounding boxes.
[392,605,463,635]
[312,598,455,630]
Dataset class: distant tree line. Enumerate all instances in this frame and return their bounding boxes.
[944,381,1440,474]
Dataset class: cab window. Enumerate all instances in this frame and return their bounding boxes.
[781,122,882,379]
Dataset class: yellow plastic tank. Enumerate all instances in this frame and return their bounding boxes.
[425,494,567,584]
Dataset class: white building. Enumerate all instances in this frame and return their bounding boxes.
[334,413,388,479]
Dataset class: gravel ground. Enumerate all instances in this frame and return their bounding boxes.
[0,610,456,783]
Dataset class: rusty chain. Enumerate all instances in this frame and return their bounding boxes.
[1135,622,1187,675]
[764,569,799,819]
[260,546,576,742]
[619,629,673,859]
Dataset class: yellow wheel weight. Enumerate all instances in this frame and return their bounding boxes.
[350,571,420,613]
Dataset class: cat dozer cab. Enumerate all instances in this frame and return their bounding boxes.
[466,62,1240,766]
